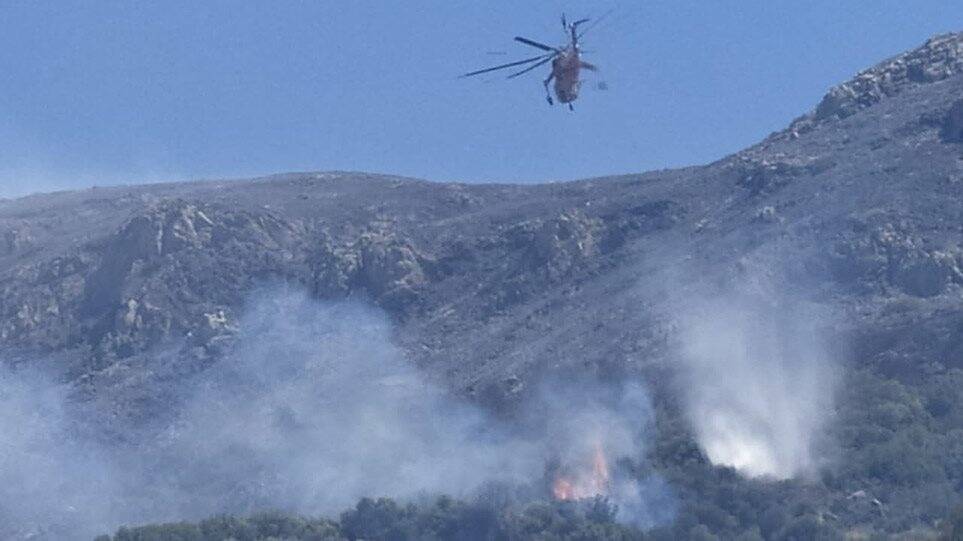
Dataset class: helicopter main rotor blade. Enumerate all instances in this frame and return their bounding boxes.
[460,54,552,78]
[514,36,557,52]
[506,54,556,79]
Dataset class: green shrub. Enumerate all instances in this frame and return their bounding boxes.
[942,504,963,541]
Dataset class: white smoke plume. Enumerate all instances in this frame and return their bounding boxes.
[0,286,672,539]
[523,376,676,528]
[0,368,122,539]
[674,282,841,479]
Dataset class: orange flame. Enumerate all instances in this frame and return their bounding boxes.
[553,477,577,501]
[552,442,610,501]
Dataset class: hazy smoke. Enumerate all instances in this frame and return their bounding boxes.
[675,283,840,479]
[0,368,121,539]
[151,289,539,516]
[0,287,671,539]
[523,376,676,528]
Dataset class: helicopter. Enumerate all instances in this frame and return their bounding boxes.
[461,14,601,110]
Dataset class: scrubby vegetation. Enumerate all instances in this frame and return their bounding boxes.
[942,504,963,540]
[97,366,963,541]
[644,366,963,540]
[96,497,642,541]
[96,499,963,541]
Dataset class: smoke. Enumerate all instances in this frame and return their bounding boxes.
[673,276,841,479]
[0,166,76,199]
[0,128,180,199]
[523,376,676,528]
[0,366,124,539]
[149,289,540,516]
[0,286,672,539]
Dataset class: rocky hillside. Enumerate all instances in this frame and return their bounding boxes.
[4,35,962,406]
[2,33,963,538]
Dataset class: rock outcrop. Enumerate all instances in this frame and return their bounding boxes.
[314,223,430,310]
[829,215,963,297]
[941,99,963,142]
[810,33,963,123]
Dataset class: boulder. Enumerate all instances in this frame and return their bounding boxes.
[941,99,963,143]
[829,219,962,297]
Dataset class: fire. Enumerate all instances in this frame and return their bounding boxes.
[552,477,577,500]
[552,442,611,501]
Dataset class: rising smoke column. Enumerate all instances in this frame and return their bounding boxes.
[676,289,840,479]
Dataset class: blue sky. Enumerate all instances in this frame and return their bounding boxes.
[1,1,962,197]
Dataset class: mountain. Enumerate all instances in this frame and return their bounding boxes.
[3,33,963,540]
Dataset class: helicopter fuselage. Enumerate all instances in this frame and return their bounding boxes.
[551,46,582,103]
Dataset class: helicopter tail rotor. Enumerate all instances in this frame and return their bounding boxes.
[560,13,592,44]
[570,18,590,43]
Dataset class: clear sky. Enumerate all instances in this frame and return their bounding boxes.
[1,1,962,197]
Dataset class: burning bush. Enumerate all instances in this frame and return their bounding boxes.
[550,441,612,502]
